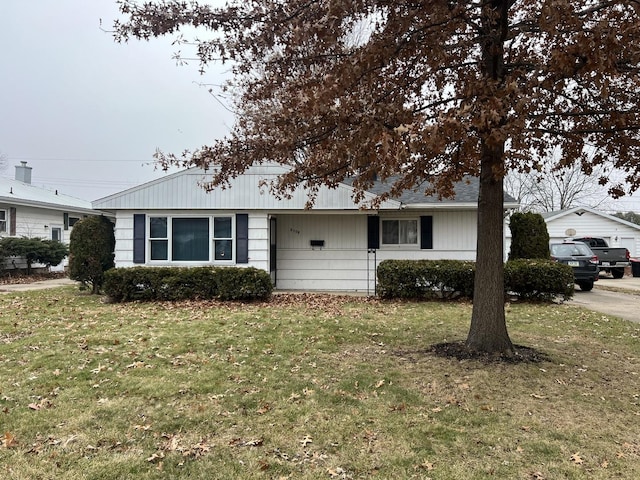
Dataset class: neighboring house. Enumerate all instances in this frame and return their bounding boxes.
[505,206,640,258]
[1,162,96,270]
[93,163,518,292]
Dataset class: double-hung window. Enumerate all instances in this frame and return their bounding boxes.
[0,210,6,233]
[382,219,418,245]
[213,217,232,260]
[149,217,169,260]
[148,215,233,262]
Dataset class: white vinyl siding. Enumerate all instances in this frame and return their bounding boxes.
[0,205,83,243]
[111,209,483,292]
[276,211,477,292]
[92,164,399,211]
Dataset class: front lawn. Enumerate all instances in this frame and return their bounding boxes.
[1,289,639,479]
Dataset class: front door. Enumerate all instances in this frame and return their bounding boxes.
[269,217,277,286]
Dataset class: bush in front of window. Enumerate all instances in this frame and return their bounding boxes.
[103,266,273,302]
[377,259,475,300]
[377,259,574,302]
[0,237,69,274]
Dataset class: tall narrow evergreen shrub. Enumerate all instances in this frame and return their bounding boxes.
[69,216,115,293]
[508,212,550,260]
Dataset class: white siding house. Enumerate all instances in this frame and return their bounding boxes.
[543,207,640,257]
[93,164,518,292]
[505,207,640,258]
[1,162,96,270]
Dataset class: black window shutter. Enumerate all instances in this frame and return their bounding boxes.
[367,215,380,249]
[9,207,16,236]
[420,216,433,249]
[236,214,249,264]
[63,213,69,230]
[133,214,146,264]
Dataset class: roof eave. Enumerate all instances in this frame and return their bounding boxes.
[0,196,95,214]
[401,201,519,210]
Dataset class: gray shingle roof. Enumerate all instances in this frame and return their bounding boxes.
[343,176,517,205]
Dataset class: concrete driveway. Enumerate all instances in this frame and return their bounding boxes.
[569,275,640,323]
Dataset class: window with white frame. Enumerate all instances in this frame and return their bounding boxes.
[149,217,169,260]
[381,219,418,245]
[0,210,6,233]
[213,216,233,260]
[148,215,233,262]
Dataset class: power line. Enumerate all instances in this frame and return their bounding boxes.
[33,178,140,188]
[10,156,157,163]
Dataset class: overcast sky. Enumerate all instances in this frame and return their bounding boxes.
[1,1,638,212]
[0,0,233,201]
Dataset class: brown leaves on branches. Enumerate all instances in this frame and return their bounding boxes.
[115,1,640,200]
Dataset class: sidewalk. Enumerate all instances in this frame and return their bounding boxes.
[0,277,78,294]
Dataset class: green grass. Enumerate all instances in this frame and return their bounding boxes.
[1,288,639,479]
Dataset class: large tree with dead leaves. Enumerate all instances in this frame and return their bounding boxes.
[114,0,640,355]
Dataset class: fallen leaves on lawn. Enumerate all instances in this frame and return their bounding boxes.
[229,437,264,448]
[327,466,349,478]
[28,397,53,410]
[416,459,435,470]
[147,451,165,463]
[146,433,214,463]
[2,431,18,448]
[570,452,584,465]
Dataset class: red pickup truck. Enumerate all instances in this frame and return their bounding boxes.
[572,237,630,279]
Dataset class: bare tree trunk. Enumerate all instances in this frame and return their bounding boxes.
[466,0,513,354]
[466,147,514,354]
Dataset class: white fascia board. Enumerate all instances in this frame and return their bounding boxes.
[0,197,96,215]
[545,206,640,231]
[401,201,519,210]
[542,207,581,222]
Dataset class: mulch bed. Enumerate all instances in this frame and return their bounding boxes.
[430,341,550,364]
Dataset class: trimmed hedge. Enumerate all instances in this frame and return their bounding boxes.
[377,260,475,300]
[103,266,273,302]
[377,259,574,301]
[504,259,574,302]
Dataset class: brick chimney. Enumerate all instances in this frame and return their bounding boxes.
[15,161,32,184]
